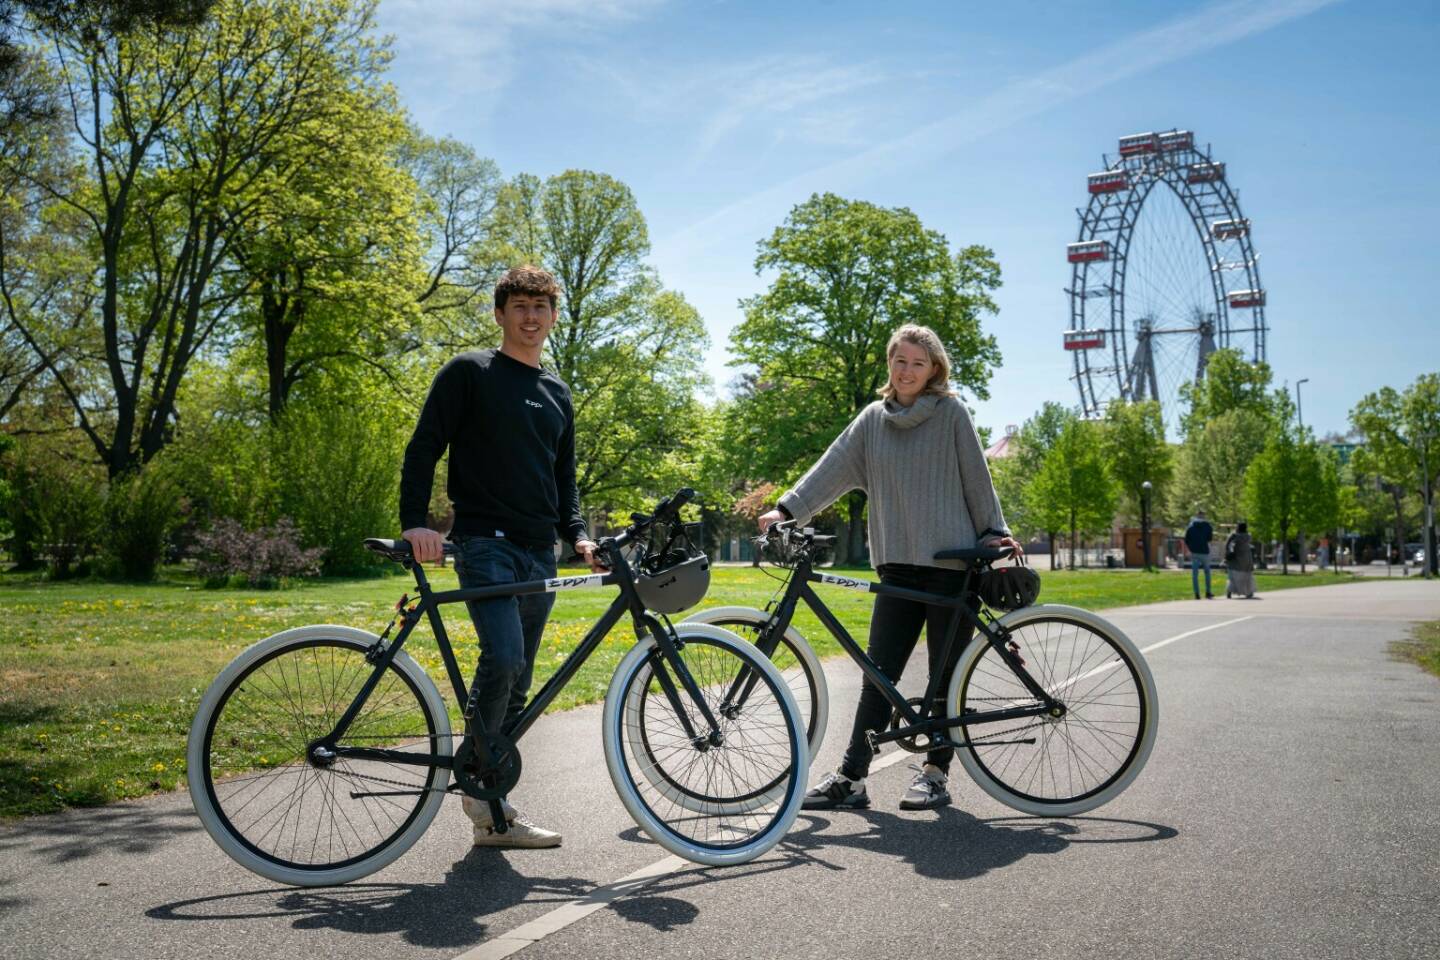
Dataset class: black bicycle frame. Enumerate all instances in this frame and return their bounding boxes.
[733,550,1059,749]
[322,534,723,772]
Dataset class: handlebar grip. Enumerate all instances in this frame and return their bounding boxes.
[653,487,695,523]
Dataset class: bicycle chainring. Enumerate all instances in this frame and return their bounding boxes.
[452,731,523,801]
[889,698,935,754]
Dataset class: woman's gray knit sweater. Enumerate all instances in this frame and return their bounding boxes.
[778,393,1009,571]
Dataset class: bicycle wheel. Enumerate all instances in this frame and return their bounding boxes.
[187,625,451,887]
[603,624,807,866]
[947,604,1158,816]
[682,607,828,761]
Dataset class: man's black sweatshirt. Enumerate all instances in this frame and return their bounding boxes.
[399,349,587,548]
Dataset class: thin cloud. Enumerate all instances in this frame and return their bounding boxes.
[664,0,1346,253]
[376,0,666,131]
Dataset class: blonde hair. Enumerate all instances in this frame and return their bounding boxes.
[878,324,956,400]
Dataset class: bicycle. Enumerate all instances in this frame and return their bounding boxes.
[186,489,808,887]
[672,522,1158,816]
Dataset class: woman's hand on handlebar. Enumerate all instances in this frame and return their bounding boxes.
[757,509,786,533]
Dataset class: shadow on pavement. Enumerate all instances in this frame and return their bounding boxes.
[775,808,1179,880]
[146,849,593,950]
[0,801,200,865]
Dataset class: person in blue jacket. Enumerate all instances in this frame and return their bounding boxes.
[1184,510,1215,599]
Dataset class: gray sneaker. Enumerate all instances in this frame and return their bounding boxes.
[803,771,870,810]
[899,763,951,811]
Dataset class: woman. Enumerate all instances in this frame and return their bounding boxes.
[1225,521,1257,599]
[758,324,1023,812]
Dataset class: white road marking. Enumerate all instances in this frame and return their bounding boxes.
[453,855,685,960]
[451,612,1255,958]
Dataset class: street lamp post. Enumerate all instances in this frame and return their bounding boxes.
[1421,431,1436,578]
[1141,480,1153,571]
[1296,378,1310,430]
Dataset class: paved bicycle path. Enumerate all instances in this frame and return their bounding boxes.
[1,579,1437,960]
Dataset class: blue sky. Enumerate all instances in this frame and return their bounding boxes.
[374,0,1439,442]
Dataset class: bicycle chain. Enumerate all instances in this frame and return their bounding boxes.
[327,765,453,795]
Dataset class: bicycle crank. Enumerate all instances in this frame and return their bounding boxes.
[452,731,523,801]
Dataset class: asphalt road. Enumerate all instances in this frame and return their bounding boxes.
[2,579,1438,960]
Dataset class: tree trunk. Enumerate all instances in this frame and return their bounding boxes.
[1392,487,1405,567]
[1068,507,1077,570]
[262,276,297,422]
[1049,531,1057,571]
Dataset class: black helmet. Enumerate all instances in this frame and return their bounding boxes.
[636,553,711,614]
[978,565,1041,611]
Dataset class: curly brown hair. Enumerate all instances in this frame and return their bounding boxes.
[494,265,560,309]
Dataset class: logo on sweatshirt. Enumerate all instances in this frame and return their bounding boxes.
[525,399,543,408]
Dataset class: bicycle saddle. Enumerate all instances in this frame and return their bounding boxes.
[932,545,1013,564]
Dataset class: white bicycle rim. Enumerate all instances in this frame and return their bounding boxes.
[187,624,451,887]
[683,606,829,762]
[947,604,1158,817]
[602,624,809,865]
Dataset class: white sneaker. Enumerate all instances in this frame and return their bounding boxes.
[471,814,562,848]
[461,796,561,848]
[461,795,517,827]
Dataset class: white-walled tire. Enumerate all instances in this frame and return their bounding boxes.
[948,604,1158,816]
[603,624,808,865]
[188,625,451,887]
[682,606,829,762]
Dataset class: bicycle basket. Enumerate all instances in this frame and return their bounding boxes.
[636,520,711,614]
[977,564,1041,611]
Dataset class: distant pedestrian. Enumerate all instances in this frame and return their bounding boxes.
[1225,522,1257,599]
[1184,510,1214,599]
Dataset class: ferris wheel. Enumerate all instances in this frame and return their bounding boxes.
[1064,129,1267,431]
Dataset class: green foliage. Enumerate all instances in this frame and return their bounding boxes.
[1350,373,1440,558]
[727,193,1002,492]
[101,462,181,580]
[1103,399,1172,524]
[13,445,105,576]
[990,401,1077,541]
[1179,347,1275,439]
[1168,408,1271,525]
[1026,419,1115,567]
[270,388,408,575]
[489,169,710,514]
[1242,391,1337,572]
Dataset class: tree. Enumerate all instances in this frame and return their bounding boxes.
[1026,418,1115,570]
[1178,347,1275,439]
[1103,399,1172,524]
[7,0,393,476]
[1350,373,1440,575]
[489,169,709,515]
[990,401,1075,568]
[1241,390,1332,574]
[727,192,1002,559]
[1168,407,1271,525]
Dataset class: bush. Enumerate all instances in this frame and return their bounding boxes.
[192,517,325,588]
[103,464,183,581]
[271,395,405,575]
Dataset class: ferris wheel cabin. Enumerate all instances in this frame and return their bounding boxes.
[1067,240,1110,263]
[1228,289,1266,308]
[1088,170,1129,194]
[1186,161,1226,184]
[1157,130,1194,152]
[1118,132,1160,156]
[1212,218,1251,240]
[1064,329,1106,351]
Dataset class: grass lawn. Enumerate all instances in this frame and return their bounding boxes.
[0,561,1353,816]
[1391,620,1440,680]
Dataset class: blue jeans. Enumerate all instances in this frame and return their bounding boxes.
[1190,553,1212,596]
[453,536,557,738]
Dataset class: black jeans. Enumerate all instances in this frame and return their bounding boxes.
[840,563,978,780]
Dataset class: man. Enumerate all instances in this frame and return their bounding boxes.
[399,265,603,848]
[1184,509,1214,600]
